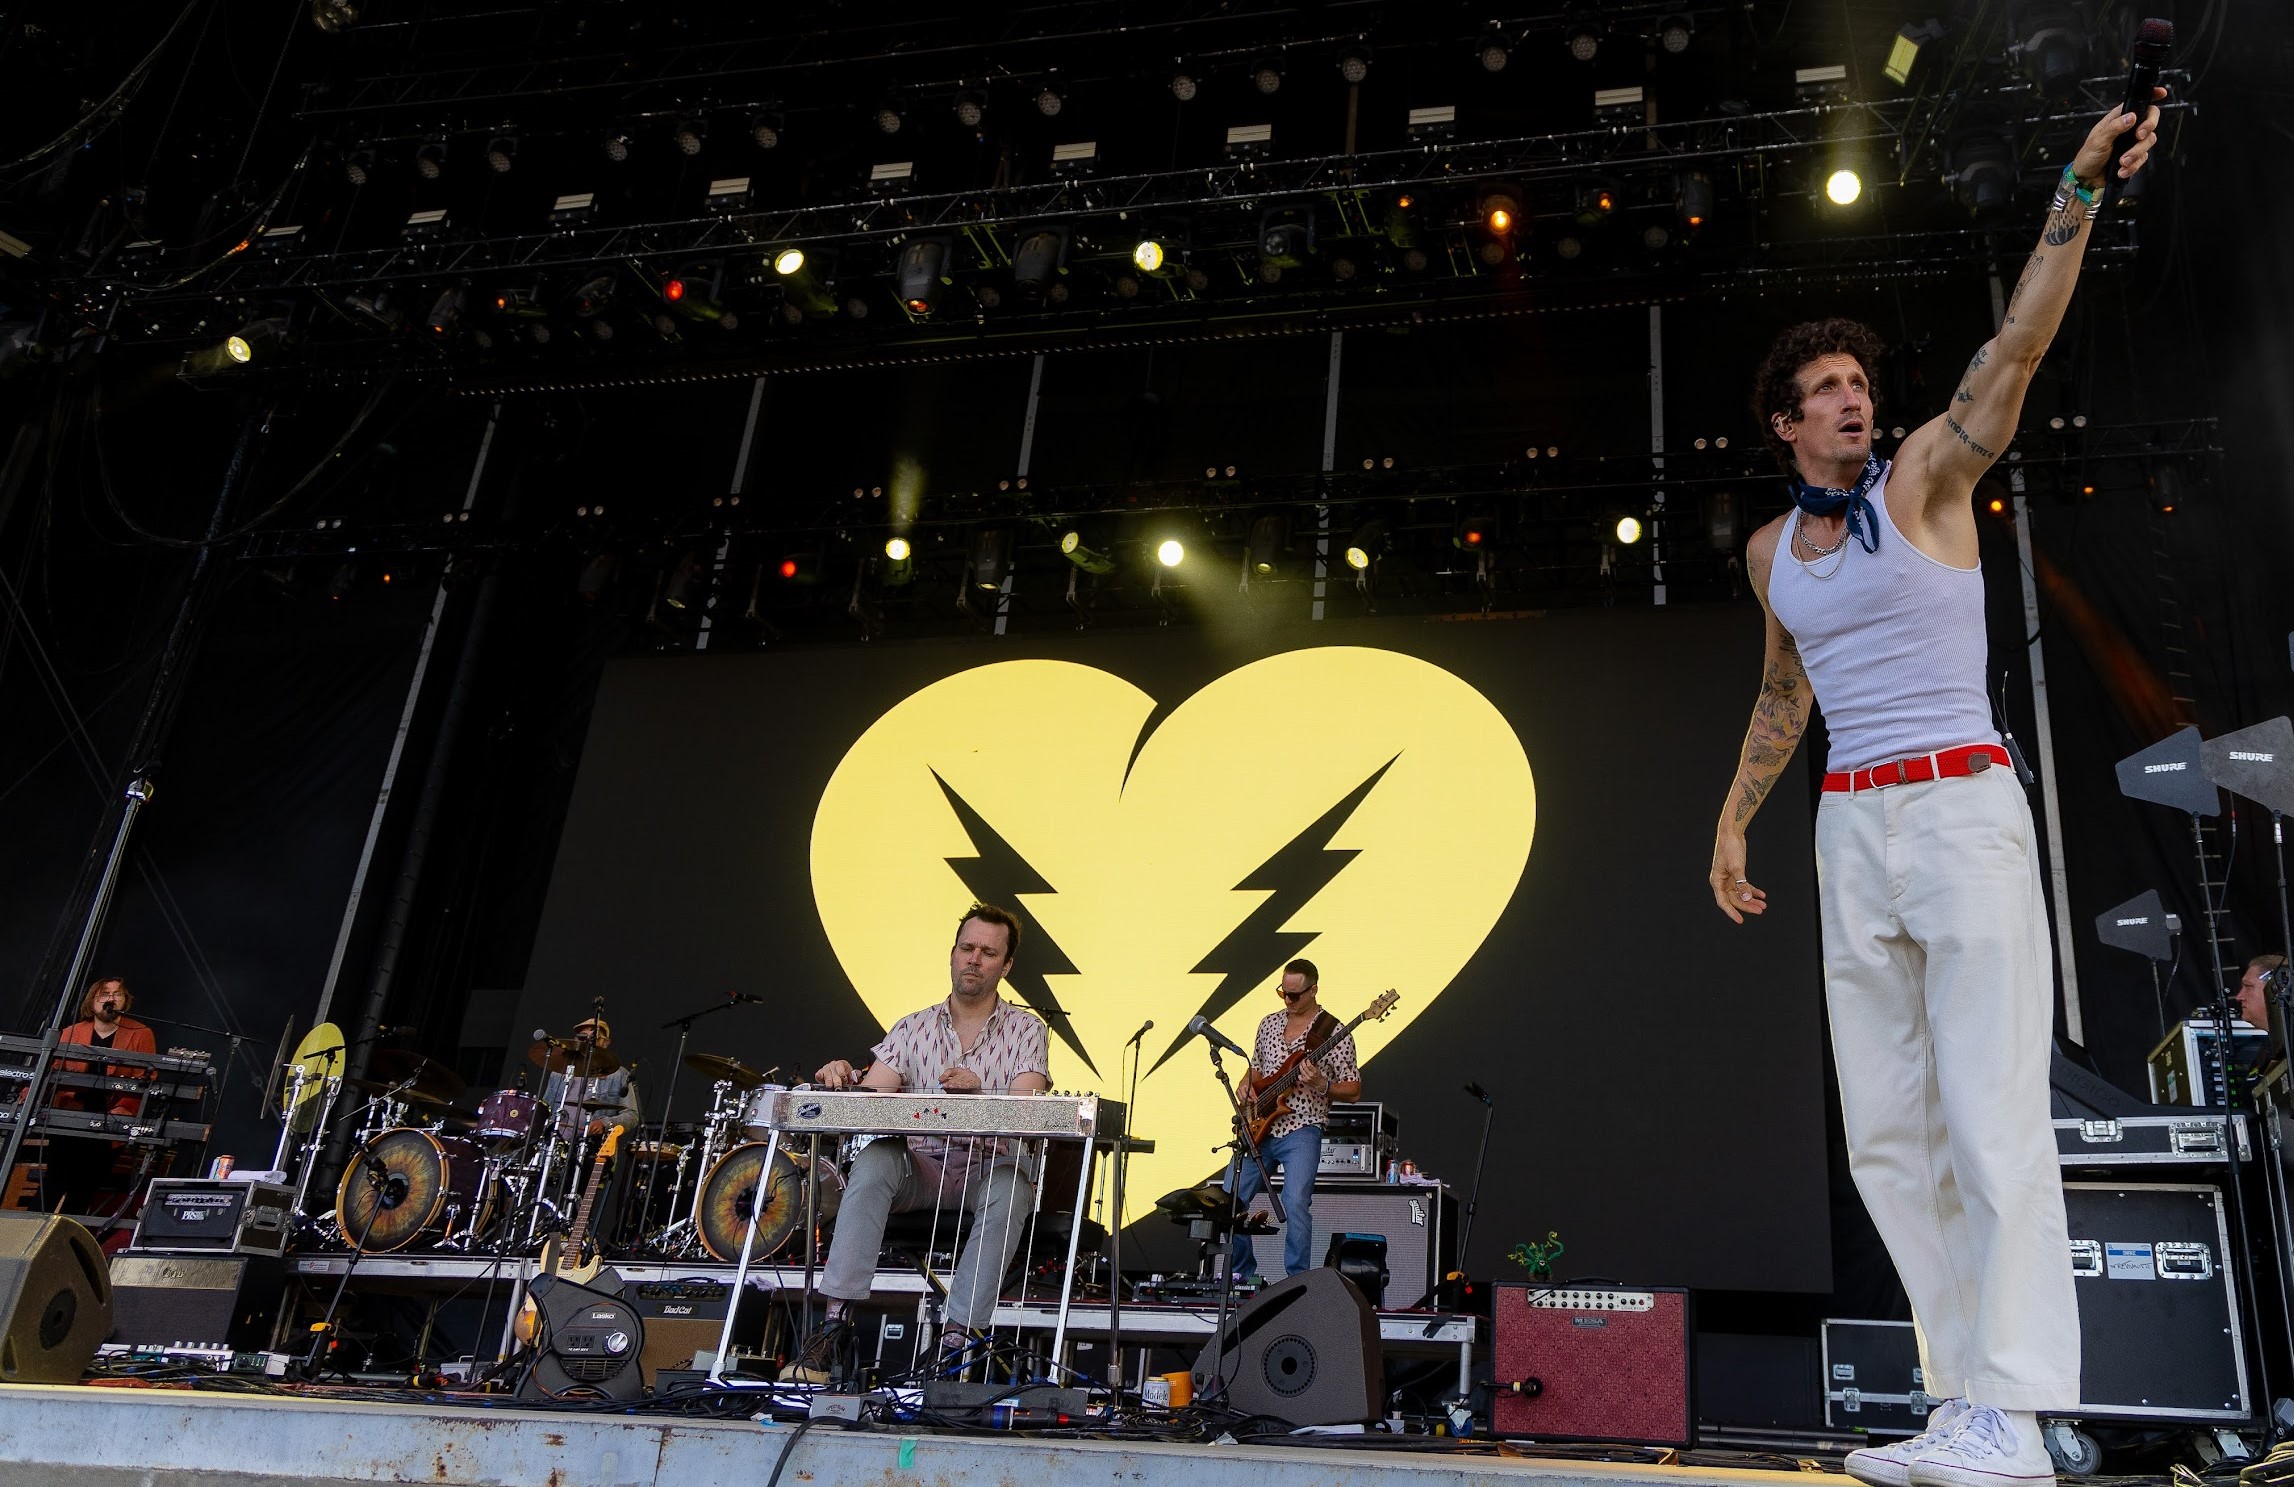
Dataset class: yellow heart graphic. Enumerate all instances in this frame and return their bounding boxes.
[810,645,1535,1225]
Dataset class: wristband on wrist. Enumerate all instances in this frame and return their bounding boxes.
[2059,164,2099,206]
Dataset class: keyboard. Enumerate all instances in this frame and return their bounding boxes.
[0,1033,216,1081]
[0,1104,211,1146]
[742,1088,1118,1142]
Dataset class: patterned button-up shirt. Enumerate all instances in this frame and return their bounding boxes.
[1250,1008,1361,1142]
[871,996,1051,1193]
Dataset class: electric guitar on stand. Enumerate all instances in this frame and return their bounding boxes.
[1238,990,1399,1148]
[514,1125,644,1397]
[536,1123,622,1285]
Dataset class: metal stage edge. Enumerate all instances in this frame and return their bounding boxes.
[0,1382,1821,1487]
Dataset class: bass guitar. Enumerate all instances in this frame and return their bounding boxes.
[1238,990,1398,1147]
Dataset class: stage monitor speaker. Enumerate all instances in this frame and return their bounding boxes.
[109,1254,284,1351]
[518,1273,646,1402]
[0,1211,114,1383]
[1492,1283,1693,1446]
[1194,1268,1382,1426]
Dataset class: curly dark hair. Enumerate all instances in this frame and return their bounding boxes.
[1750,318,1886,473]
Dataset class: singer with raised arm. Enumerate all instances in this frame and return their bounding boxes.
[1225,959,1360,1282]
[1708,89,2163,1487]
[786,902,1050,1386]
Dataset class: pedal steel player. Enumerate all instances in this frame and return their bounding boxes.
[1710,99,2161,1487]
[788,902,1050,1384]
[1229,959,1360,1281]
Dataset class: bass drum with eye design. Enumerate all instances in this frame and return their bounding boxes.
[335,1129,490,1252]
[694,1143,843,1263]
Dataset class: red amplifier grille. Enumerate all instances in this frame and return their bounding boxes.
[1490,1283,1692,1446]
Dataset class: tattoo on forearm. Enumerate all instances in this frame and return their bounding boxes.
[1945,414,1996,459]
[1953,346,1986,403]
[2004,252,2044,326]
[1729,637,1810,828]
[2042,196,2085,248]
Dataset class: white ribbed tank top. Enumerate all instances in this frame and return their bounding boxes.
[1764,463,1998,773]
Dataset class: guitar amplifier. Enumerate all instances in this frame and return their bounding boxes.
[1250,1184,1452,1306]
[131,1180,293,1257]
[109,1253,284,1351]
[622,1278,767,1382]
[1492,1283,1693,1446]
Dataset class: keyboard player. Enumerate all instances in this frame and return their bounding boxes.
[787,903,1050,1385]
[37,976,156,1215]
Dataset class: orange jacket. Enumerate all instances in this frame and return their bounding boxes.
[52,1017,159,1116]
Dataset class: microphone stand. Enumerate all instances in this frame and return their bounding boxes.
[1200,1040,1285,1404]
[1108,1025,1150,1396]
[640,993,759,1250]
[1442,1082,1499,1308]
[2261,809,2294,1426]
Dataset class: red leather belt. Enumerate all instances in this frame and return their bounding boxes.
[1823,743,2011,794]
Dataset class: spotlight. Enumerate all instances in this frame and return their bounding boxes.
[1156,538,1185,567]
[751,113,782,149]
[1455,512,1497,550]
[603,132,632,162]
[1657,14,1694,54]
[674,118,707,156]
[1574,181,1618,224]
[1614,514,1644,544]
[1035,82,1065,117]
[1675,170,1714,228]
[1013,228,1068,300]
[1946,132,2017,218]
[414,139,447,179]
[1258,205,1315,268]
[663,550,706,608]
[1132,238,1165,273]
[896,238,951,316]
[1642,223,1671,250]
[1555,234,1583,260]
[775,553,821,585]
[663,277,687,303]
[2148,464,2184,514]
[1825,168,1864,205]
[1565,22,1601,62]
[1344,517,1388,570]
[425,285,465,335]
[954,90,986,127]
[1251,56,1284,95]
[1060,528,1116,574]
[2008,2,2086,97]
[485,135,517,173]
[309,0,359,32]
[884,536,912,561]
[225,315,289,363]
[344,149,374,186]
[1886,20,1947,86]
[1171,68,1199,102]
[773,247,806,275]
[1338,45,1371,84]
[969,526,1014,590]
[225,335,252,364]
[1246,512,1289,575]
[1478,31,1514,71]
[874,103,905,135]
[1479,186,1522,235]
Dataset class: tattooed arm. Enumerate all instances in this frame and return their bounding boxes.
[1711,522,1810,924]
[1899,96,2163,509]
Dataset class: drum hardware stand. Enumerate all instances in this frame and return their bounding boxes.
[1199,1040,1285,1405]
[643,991,762,1250]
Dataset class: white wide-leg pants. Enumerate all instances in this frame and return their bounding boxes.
[1815,761,2080,1410]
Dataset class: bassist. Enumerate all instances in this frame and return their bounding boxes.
[1230,959,1360,1282]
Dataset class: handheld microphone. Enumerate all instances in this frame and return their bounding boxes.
[2111,19,2172,190]
[1185,1014,1252,1060]
[1127,1019,1155,1048]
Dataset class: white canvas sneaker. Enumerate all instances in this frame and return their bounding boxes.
[1907,1406,2057,1487]
[1844,1398,1971,1487]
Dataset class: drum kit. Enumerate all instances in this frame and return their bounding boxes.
[269,1020,835,1265]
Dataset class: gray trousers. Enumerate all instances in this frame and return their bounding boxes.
[819,1138,1036,1330]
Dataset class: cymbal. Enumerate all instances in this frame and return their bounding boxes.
[683,1052,769,1089]
[347,1077,481,1123]
[527,1035,621,1078]
[281,1021,345,1132]
[364,1047,466,1104]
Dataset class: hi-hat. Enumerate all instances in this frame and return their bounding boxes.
[527,1035,621,1078]
[684,1052,771,1089]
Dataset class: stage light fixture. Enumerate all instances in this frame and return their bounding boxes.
[874,103,905,135]
[1479,186,1522,236]
[1946,132,2018,218]
[1251,56,1284,94]
[1565,22,1601,62]
[1013,228,1068,300]
[1132,238,1165,274]
[1171,68,1199,101]
[310,0,359,32]
[1614,514,1644,544]
[969,526,1014,590]
[344,149,374,186]
[485,135,518,173]
[603,132,632,162]
[1573,181,1618,224]
[1642,224,1671,250]
[224,335,253,364]
[1478,31,1514,71]
[2008,2,2085,97]
[663,277,687,303]
[1455,512,1496,550]
[1406,105,1457,143]
[1156,538,1185,567]
[1035,82,1066,117]
[663,550,706,608]
[706,176,752,212]
[773,247,806,275]
[1826,168,1863,205]
[1246,513,1289,575]
[1344,517,1388,571]
[550,191,597,225]
[884,536,912,561]
[954,90,986,127]
[1886,20,1947,86]
[674,118,707,155]
[896,238,951,316]
[1657,14,1694,53]
[1988,496,2007,515]
[775,552,821,584]
[425,285,465,335]
[1338,45,1371,84]
[1059,528,1116,575]
[1258,204,1315,268]
[752,113,782,149]
[414,139,447,179]
[1795,64,1850,101]
[1555,234,1583,260]
[1675,170,1714,228]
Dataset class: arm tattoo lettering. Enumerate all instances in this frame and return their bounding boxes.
[1730,634,1809,828]
[1945,414,1996,460]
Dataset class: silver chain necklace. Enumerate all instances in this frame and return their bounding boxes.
[1792,515,1852,577]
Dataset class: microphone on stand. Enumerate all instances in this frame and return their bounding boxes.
[1126,1019,1155,1048]
[1185,1015,1252,1061]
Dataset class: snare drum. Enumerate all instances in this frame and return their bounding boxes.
[474,1089,542,1144]
[337,1128,491,1251]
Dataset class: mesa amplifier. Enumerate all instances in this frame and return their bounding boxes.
[2065,1182,2248,1421]
[1493,1283,1693,1446]
[109,1254,283,1351]
[622,1278,766,1382]
[1250,1184,1452,1306]
[131,1179,293,1257]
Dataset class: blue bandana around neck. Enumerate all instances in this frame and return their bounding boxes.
[1790,454,1886,554]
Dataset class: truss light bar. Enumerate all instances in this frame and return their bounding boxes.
[1593,85,1645,119]
[258,224,304,251]
[1051,141,1098,168]
[1795,63,1850,100]
[1406,105,1456,141]
[707,176,752,211]
[550,192,596,225]
[869,161,916,186]
[1225,123,1273,159]
[403,208,449,240]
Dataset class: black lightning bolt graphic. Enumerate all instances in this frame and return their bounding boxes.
[1150,755,1399,1074]
[930,771,1096,1074]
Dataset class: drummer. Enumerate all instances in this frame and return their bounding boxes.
[542,1017,641,1140]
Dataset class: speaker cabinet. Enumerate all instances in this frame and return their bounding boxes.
[109,1254,284,1350]
[519,1274,645,1402]
[1248,1185,1453,1306]
[0,1211,114,1383]
[1492,1283,1693,1446]
[1194,1268,1383,1426]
